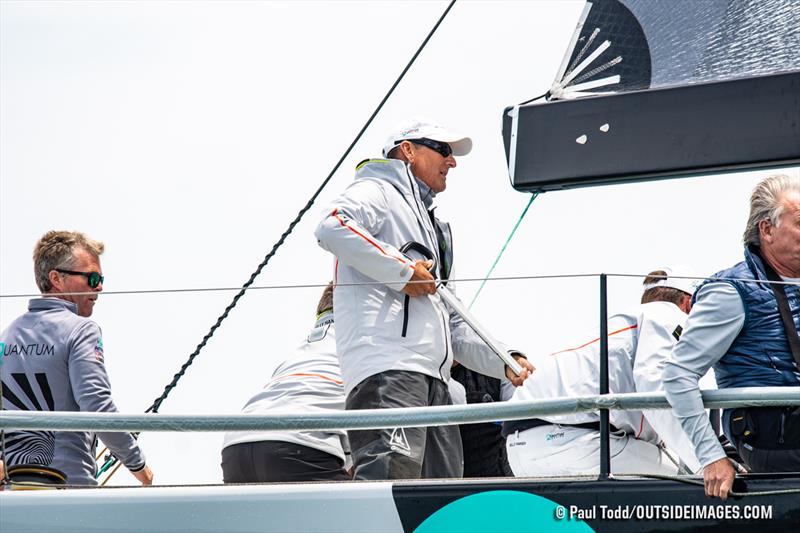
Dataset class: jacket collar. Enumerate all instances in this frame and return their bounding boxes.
[314,310,334,328]
[354,158,439,254]
[354,158,435,209]
[29,296,78,314]
[416,179,435,209]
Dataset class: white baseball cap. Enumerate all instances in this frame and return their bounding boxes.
[382,117,472,158]
[642,266,701,296]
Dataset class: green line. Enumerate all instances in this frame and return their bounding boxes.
[468,193,538,309]
[95,457,115,477]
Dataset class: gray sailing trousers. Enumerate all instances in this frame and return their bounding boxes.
[345,370,464,480]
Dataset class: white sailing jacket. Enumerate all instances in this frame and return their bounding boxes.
[221,312,348,461]
[315,158,508,396]
[509,301,703,472]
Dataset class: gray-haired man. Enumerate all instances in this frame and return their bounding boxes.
[664,174,800,500]
[0,230,153,486]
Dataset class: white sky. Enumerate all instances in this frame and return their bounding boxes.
[1,0,798,485]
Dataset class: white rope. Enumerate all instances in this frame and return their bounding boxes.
[1,388,797,433]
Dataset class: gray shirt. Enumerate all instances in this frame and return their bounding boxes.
[1,297,145,485]
[663,282,746,467]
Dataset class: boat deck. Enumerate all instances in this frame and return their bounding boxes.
[2,473,798,533]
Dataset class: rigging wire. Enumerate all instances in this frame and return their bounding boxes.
[95,0,459,479]
[1,272,791,301]
[146,0,457,416]
[468,193,538,309]
[2,270,794,304]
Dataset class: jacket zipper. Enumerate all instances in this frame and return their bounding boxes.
[408,171,450,378]
[386,180,430,340]
[387,179,437,257]
[394,164,450,374]
[403,167,451,379]
[402,294,410,337]
[436,303,451,381]
[404,166,439,257]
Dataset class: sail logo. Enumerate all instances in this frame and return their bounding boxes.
[389,427,412,457]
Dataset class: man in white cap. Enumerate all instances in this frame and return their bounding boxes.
[503,268,704,477]
[315,117,532,480]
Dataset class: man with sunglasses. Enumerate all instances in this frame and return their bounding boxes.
[315,117,532,480]
[0,230,153,486]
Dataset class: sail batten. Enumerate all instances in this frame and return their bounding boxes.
[504,0,800,192]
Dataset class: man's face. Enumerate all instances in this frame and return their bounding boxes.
[53,248,103,317]
[761,190,800,278]
[408,142,457,194]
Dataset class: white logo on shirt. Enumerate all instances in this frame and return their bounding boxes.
[389,427,412,457]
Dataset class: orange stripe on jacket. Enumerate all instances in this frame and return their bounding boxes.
[549,324,638,356]
[267,372,344,387]
[334,258,339,287]
[331,208,410,266]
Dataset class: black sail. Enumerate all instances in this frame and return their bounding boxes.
[504,0,800,192]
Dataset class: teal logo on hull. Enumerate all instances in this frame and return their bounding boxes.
[414,490,595,533]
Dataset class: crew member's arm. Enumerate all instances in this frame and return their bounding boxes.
[663,282,745,499]
[68,322,152,485]
[315,181,416,292]
[632,305,702,473]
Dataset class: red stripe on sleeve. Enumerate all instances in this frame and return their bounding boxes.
[331,208,410,266]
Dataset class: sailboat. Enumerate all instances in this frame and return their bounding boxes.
[1,1,799,531]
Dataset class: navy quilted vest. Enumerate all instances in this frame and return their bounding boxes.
[696,248,800,440]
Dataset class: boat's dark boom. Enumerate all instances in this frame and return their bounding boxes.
[503,72,800,193]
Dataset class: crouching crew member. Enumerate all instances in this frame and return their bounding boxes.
[221,284,351,483]
[503,268,703,477]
